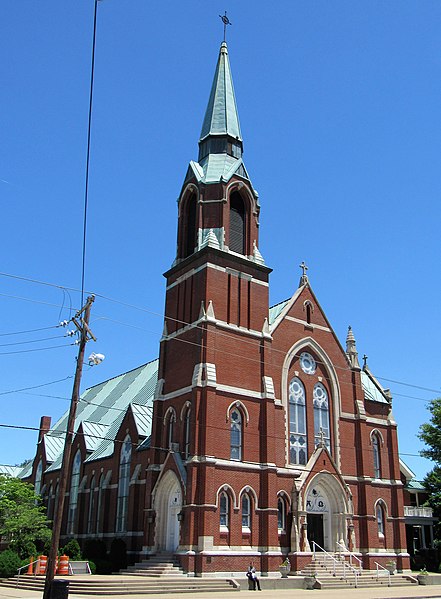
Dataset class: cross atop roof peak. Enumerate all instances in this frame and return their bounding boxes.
[299,261,309,287]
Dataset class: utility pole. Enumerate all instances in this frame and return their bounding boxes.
[43,295,95,599]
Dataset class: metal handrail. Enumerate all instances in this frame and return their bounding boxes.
[336,541,362,572]
[16,558,39,587]
[312,541,358,587]
[374,561,391,587]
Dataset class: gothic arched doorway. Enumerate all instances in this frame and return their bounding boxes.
[304,473,351,553]
[153,470,182,553]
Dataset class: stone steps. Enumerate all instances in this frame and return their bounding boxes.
[301,553,418,590]
[0,576,238,595]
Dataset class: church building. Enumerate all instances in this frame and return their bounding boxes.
[18,40,416,576]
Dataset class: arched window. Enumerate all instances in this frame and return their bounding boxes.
[304,301,314,324]
[183,407,191,459]
[87,476,95,534]
[116,436,132,533]
[184,194,197,258]
[167,411,176,449]
[34,460,42,497]
[67,451,81,534]
[372,433,381,479]
[313,383,330,451]
[376,503,385,537]
[289,377,307,465]
[96,474,104,534]
[230,408,242,461]
[220,492,229,528]
[229,191,245,254]
[242,493,251,529]
[278,496,287,531]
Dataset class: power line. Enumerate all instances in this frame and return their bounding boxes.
[0,376,74,397]
[0,272,439,398]
[0,343,74,356]
[0,335,70,348]
[0,325,60,337]
[0,292,71,309]
[0,424,423,462]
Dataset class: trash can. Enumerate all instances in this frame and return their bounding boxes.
[50,579,69,599]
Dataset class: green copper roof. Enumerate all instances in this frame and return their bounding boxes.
[200,42,242,142]
[44,360,158,471]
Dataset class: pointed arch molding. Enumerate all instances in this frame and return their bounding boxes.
[163,406,177,426]
[226,400,250,425]
[180,401,191,421]
[281,337,342,469]
[226,180,258,216]
[215,484,237,509]
[178,183,199,209]
[238,485,259,509]
[370,428,385,446]
[374,497,389,518]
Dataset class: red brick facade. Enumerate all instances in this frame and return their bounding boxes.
[22,40,412,577]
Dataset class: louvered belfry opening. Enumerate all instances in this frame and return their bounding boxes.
[229,191,246,254]
[184,193,197,258]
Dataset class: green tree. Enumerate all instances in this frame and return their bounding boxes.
[0,474,51,558]
[419,398,441,547]
[419,398,441,463]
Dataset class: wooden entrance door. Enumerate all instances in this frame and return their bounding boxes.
[307,513,324,550]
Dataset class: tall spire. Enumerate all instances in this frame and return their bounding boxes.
[199,42,242,160]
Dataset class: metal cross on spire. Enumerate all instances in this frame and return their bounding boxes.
[219,11,231,42]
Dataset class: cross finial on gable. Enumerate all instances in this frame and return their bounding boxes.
[363,354,368,369]
[318,427,326,448]
[299,261,309,287]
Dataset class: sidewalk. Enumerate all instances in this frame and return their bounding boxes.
[1,584,441,599]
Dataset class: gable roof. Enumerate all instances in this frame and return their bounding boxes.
[361,369,390,404]
[44,359,158,472]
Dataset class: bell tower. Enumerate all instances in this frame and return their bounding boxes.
[147,42,273,567]
[164,41,270,343]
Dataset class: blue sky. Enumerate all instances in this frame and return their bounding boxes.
[1,1,440,481]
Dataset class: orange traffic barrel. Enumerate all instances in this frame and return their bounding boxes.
[26,556,34,575]
[38,555,47,575]
[57,555,69,575]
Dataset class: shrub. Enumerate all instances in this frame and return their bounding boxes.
[109,538,127,571]
[93,558,113,574]
[87,560,96,574]
[83,539,107,561]
[61,539,82,561]
[0,550,21,579]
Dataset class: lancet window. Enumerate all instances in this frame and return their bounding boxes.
[289,377,307,465]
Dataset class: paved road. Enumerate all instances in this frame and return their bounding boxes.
[1,585,441,599]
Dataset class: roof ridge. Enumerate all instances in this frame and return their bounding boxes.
[83,358,159,393]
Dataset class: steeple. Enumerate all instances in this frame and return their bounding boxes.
[175,40,264,266]
[199,42,243,162]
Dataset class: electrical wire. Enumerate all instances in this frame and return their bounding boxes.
[0,422,427,460]
[0,343,75,356]
[0,376,74,397]
[0,325,60,337]
[80,0,99,305]
[0,272,439,398]
[0,335,70,348]
[0,292,72,309]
